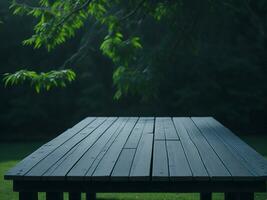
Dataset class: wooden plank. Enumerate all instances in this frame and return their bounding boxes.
[163,117,179,140]
[67,117,129,179]
[192,117,253,179]
[142,117,154,135]
[42,144,81,178]
[78,119,129,180]
[90,117,138,180]
[154,117,165,140]
[203,117,262,177]
[25,117,115,179]
[172,118,208,179]
[130,134,154,180]
[154,117,178,140]
[43,117,127,179]
[128,118,154,180]
[166,140,192,180]
[4,117,97,179]
[179,117,230,179]
[111,148,135,180]
[152,140,169,180]
[205,117,267,178]
[111,117,154,181]
[124,118,147,148]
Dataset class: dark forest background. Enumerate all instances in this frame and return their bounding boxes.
[0,0,267,141]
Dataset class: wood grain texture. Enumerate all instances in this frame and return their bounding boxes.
[130,133,154,180]
[5,117,267,182]
[111,148,135,180]
[25,117,114,179]
[91,117,138,180]
[5,117,97,180]
[204,117,267,178]
[179,117,230,180]
[152,140,169,180]
[166,140,192,180]
[67,118,128,180]
[173,118,208,179]
[43,117,124,179]
[192,117,253,179]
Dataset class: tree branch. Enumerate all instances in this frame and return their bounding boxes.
[60,21,105,69]
[243,0,265,37]
[12,1,57,14]
[119,0,147,21]
[61,39,96,69]
[57,0,94,26]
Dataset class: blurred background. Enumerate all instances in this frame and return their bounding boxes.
[0,0,267,141]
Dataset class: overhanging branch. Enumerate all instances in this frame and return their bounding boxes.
[57,0,94,26]
[119,0,147,21]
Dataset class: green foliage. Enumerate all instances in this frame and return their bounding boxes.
[9,0,114,51]
[10,0,93,51]
[101,34,142,63]
[1,0,267,138]
[112,66,149,100]
[5,0,148,97]
[101,34,145,99]
[151,3,169,20]
[100,33,124,63]
[3,69,76,93]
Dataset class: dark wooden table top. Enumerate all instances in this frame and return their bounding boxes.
[5,117,267,182]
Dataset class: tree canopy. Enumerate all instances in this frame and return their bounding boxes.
[0,0,267,139]
[5,0,266,99]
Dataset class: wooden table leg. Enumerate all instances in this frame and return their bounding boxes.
[239,193,254,200]
[225,192,254,200]
[69,192,81,200]
[225,193,239,200]
[200,192,212,200]
[86,193,96,200]
[19,192,38,200]
[46,192,63,200]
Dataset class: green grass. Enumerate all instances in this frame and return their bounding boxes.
[0,136,267,200]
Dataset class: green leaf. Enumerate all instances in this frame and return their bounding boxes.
[2,69,76,92]
[114,89,122,100]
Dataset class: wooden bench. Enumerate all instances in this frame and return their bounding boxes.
[4,117,267,200]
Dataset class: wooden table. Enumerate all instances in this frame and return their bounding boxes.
[5,117,267,200]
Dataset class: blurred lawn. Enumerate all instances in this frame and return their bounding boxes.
[0,135,266,200]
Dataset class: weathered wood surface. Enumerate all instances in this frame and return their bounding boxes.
[5,117,267,181]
